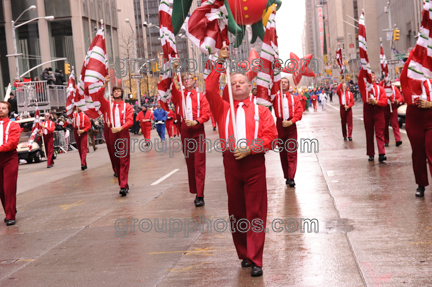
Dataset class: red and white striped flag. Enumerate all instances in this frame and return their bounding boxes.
[336,47,344,79]
[401,0,432,105]
[158,0,177,102]
[185,0,229,55]
[380,40,393,100]
[27,107,42,151]
[358,12,374,95]
[75,25,108,119]
[256,9,280,107]
[66,67,76,118]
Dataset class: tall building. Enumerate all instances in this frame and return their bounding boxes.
[0,0,122,99]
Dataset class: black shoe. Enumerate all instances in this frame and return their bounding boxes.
[251,264,263,277]
[241,259,252,267]
[81,165,87,171]
[119,188,128,197]
[378,154,387,162]
[114,173,118,177]
[416,186,425,197]
[368,156,374,161]
[213,127,216,131]
[6,219,16,226]
[344,137,347,141]
[126,184,129,191]
[47,165,52,168]
[194,196,205,207]
[289,179,296,188]
[348,137,352,141]
[385,143,389,147]
[396,141,402,147]
[285,179,290,185]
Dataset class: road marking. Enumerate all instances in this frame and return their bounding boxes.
[408,242,432,244]
[17,259,34,262]
[60,200,85,210]
[151,169,179,185]
[149,247,235,255]
[29,171,47,175]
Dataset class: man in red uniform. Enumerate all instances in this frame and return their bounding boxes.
[161,73,210,207]
[382,84,403,147]
[136,104,153,144]
[97,76,134,196]
[299,92,307,112]
[103,97,117,177]
[310,93,318,111]
[0,101,21,226]
[72,108,91,170]
[336,82,355,141]
[271,77,303,187]
[359,71,388,162]
[205,47,278,277]
[41,113,56,168]
[165,107,176,138]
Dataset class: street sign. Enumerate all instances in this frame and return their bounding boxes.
[131,75,144,79]
[349,43,355,54]
[387,32,392,41]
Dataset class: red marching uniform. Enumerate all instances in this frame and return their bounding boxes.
[271,91,303,182]
[136,110,154,141]
[359,82,387,156]
[162,82,211,199]
[95,88,134,190]
[206,69,278,268]
[165,110,176,138]
[300,94,307,112]
[0,118,21,222]
[336,84,355,139]
[380,83,403,145]
[310,94,318,110]
[405,79,432,189]
[41,119,55,167]
[72,112,91,167]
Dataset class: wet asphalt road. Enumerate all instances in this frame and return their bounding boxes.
[1,101,431,286]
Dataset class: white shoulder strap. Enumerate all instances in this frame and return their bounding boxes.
[290,94,295,118]
[197,92,201,119]
[123,103,126,125]
[225,108,230,142]
[5,121,12,143]
[254,96,259,140]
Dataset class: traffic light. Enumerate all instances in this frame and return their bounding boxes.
[395,67,400,74]
[393,29,400,41]
[64,63,71,74]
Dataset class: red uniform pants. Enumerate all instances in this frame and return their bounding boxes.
[301,101,306,112]
[340,106,353,138]
[223,151,267,267]
[140,122,152,141]
[384,103,401,144]
[312,101,317,110]
[0,151,18,220]
[104,123,116,173]
[363,103,386,156]
[181,122,206,197]
[74,129,88,166]
[109,129,130,189]
[406,105,432,186]
[276,118,298,180]
[166,120,174,138]
[43,133,54,166]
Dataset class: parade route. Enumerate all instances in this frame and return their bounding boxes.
[1,103,431,286]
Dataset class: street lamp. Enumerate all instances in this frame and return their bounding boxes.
[143,22,159,58]
[9,5,52,80]
[348,33,355,82]
[125,18,141,106]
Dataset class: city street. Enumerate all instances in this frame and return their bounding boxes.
[1,102,431,286]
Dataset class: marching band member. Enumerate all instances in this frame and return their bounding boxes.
[72,108,91,170]
[41,112,56,168]
[336,82,355,141]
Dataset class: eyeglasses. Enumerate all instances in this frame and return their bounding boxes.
[183,78,194,82]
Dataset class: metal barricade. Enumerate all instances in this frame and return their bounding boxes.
[16,81,50,113]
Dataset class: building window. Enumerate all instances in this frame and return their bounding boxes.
[83,19,91,52]
[90,0,97,20]
[82,0,89,18]
[48,20,75,72]
[16,22,41,80]
[0,27,10,88]
[44,0,71,18]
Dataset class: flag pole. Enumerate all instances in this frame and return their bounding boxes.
[175,58,188,120]
[101,19,113,127]
[224,43,238,142]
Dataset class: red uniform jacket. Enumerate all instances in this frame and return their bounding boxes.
[360,82,387,107]
[336,84,355,108]
[72,112,91,132]
[0,118,21,152]
[94,88,134,130]
[166,110,175,121]
[310,95,318,101]
[162,79,210,124]
[41,120,55,135]
[271,91,303,123]
[205,70,278,154]
[136,110,154,123]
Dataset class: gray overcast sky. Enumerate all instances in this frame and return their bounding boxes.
[276,0,306,61]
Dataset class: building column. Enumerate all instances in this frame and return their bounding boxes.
[70,0,86,77]
[36,0,52,71]
[3,0,17,81]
